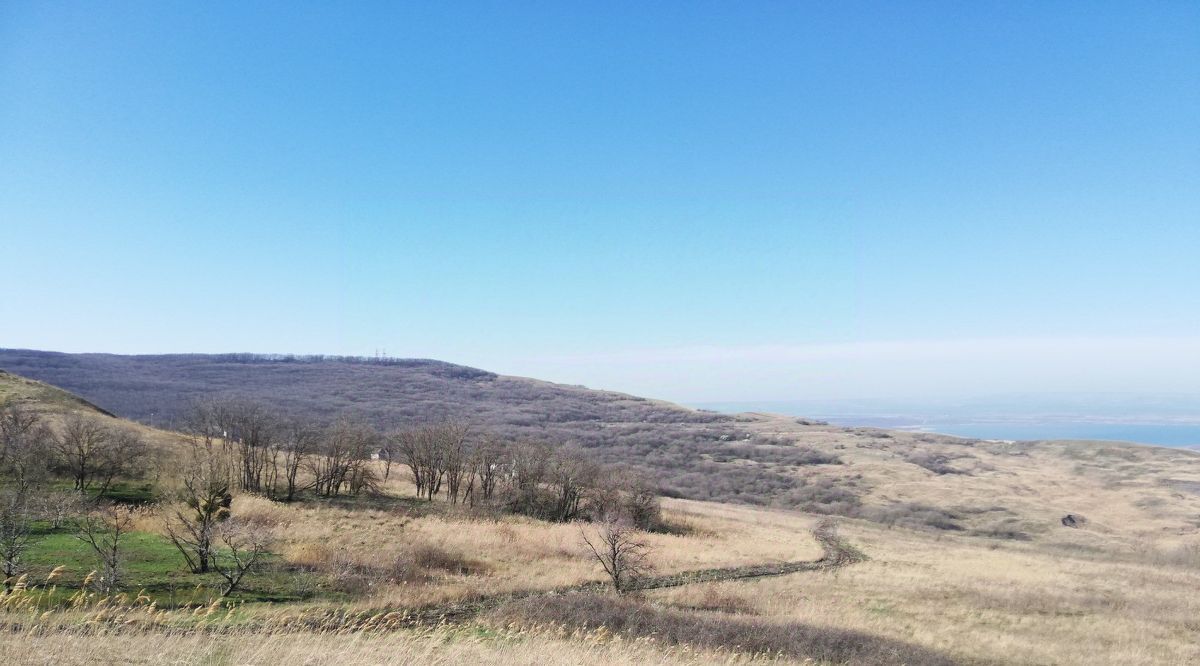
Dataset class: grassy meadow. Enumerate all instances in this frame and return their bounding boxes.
[3,372,1200,664]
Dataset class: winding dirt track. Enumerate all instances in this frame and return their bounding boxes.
[0,531,865,637]
[285,530,867,630]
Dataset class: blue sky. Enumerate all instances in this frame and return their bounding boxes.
[2,2,1198,402]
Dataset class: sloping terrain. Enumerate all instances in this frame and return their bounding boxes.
[4,355,1200,664]
[0,369,115,417]
[0,349,839,507]
[4,348,1200,550]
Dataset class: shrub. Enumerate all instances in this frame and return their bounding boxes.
[861,502,964,531]
[903,451,964,475]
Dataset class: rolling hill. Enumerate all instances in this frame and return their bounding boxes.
[4,348,1200,548]
[5,352,1200,664]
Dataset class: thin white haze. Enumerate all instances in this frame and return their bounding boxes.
[500,336,1200,403]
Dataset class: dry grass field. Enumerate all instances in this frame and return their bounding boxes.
[6,496,1197,665]
[652,517,1200,665]
[4,370,1200,664]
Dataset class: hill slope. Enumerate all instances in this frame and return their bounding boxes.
[4,348,1200,548]
[0,368,115,417]
[0,350,725,429]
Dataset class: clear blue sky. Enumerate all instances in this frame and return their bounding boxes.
[2,2,1198,402]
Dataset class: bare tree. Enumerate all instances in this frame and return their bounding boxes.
[1,403,52,491]
[310,421,380,498]
[37,489,85,530]
[590,466,662,531]
[223,400,276,494]
[395,426,444,500]
[0,488,36,591]
[465,435,505,507]
[548,446,598,522]
[273,419,317,502]
[1,424,53,495]
[505,440,552,516]
[440,423,472,504]
[0,403,38,465]
[163,444,232,574]
[213,517,275,597]
[580,512,654,593]
[54,413,109,492]
[75,503,135,592]
[92,427,148,499]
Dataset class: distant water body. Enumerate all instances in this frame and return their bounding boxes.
[834,421,1200,448]
[693,401,1200,449]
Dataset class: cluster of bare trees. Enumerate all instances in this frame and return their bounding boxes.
[1,404,148,498]
[388,428,662,530]
[308,421,381,498]
[185,400,381,502]
[179,399,662,528]
[2,396,667,596]
[0,402,152,593]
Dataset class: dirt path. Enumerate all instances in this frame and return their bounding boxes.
[284,522,867,630]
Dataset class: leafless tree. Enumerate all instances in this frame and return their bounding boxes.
[225,401,275,494]
[163,444,232,574]
[272,419,318,501]
[1,423,53,494]
[465,435,505,506]
[0,488,36,591]
[192,399,275,495]
[440,424,472,504]
[548,446,598,522]
[590,466,662,531]
[309,421,380,498]
[395,426,440,500]
[379,445,395,481]
[213,516,276,597]
[75,503,135,592]
[580,511,654,593]
[37,489,85,529]
[93,427,148,499]
[1,403,52,489]
[505,440,552,515]
[54,413,110,492]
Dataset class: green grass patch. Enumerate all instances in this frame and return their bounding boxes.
[20,526,320,607]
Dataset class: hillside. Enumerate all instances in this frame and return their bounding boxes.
[4,353,1200,664]
[4,348,1200,549]
[0,349,827,506]
[0,369,115,417]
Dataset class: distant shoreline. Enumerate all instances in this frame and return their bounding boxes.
[692,402,1200,449]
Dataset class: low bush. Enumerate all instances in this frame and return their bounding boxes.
[903,451,964,475]
[861,502,964,531]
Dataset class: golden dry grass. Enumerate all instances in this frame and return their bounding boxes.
[651,517,1200,665]
[8,371,1200,663]
[746,413,1200,548]
[229,487,823,608]
[5,491,1200,664]
[0,625,769,665]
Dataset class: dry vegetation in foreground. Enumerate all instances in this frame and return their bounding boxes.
[0,625,764,666]
[234,488,824,607]
[3,495,1200,664]
[648,519,1200,665]
[6,368,1200,664]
